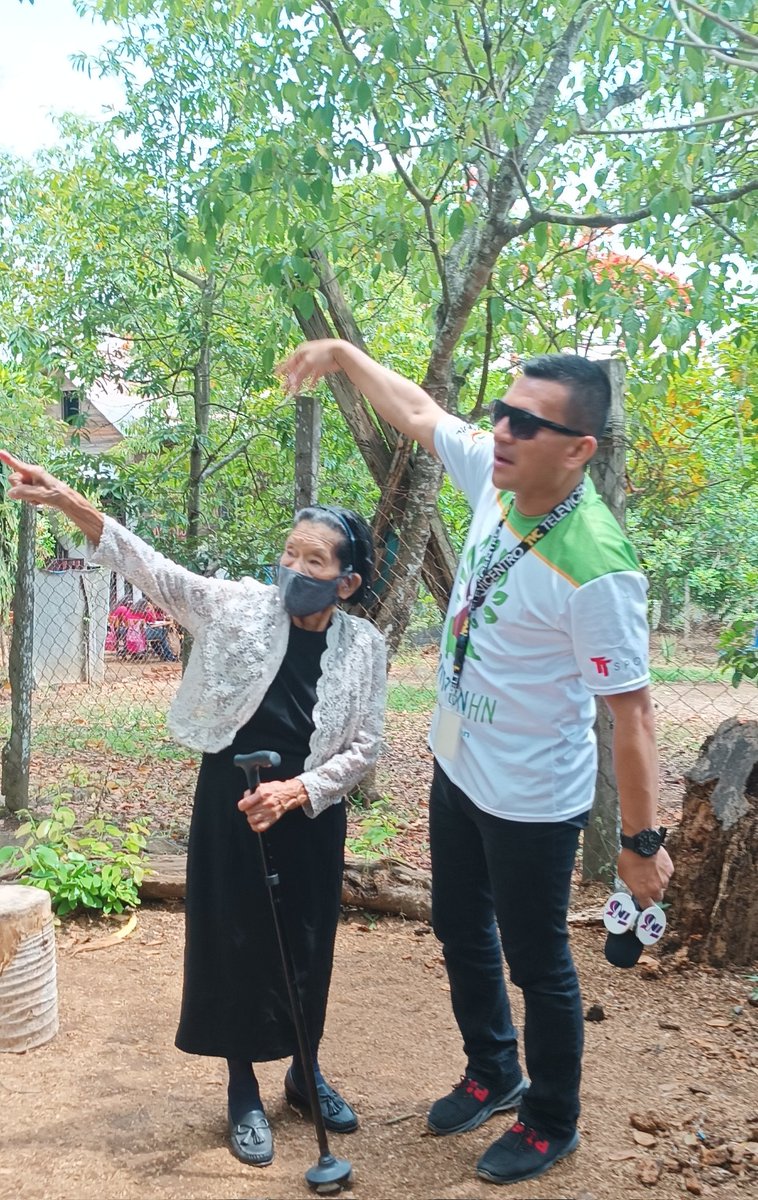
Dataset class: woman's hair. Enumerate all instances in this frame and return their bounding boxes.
[294,505,375,607]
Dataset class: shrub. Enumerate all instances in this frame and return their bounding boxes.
[0,797,150,916]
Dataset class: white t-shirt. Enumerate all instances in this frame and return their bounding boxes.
[431,414,650,822]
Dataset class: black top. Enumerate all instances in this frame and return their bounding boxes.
[229,621,328,770]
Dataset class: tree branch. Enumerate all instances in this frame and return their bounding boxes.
[165,255,205,289]
[199,434,257,483]
[576,106,758,136]
[529,179,758,228]
[678,0,758,51]
[670,0,758,72]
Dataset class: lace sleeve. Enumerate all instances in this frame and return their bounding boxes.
[299,627,387,818]
[87,515,232,637]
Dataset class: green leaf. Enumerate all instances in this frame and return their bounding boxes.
[293,291,315,320]
[449,206,465,240]
[392,237,409,268]
[356,79,373,111]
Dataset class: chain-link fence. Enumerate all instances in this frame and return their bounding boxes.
[2,531,758,867]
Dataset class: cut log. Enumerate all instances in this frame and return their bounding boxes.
[341,855,431,921]
[139,853,432,920]
[140,854,607,930]
[665,717,758,968]
[0,883,58,1052]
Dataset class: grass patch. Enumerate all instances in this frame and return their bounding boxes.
[387,683,437,713]
[0,700,194,764]
[650,665,725,683]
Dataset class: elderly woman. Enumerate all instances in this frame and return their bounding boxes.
[1,449,386,1169]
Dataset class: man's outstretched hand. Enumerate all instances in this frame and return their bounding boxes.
[276,339,343,395]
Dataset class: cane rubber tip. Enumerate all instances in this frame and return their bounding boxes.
[305,1154,352,1193]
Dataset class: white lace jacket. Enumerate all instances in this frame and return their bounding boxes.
[88,517,387,818]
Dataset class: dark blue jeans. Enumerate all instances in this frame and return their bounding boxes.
[430,761,589,1138]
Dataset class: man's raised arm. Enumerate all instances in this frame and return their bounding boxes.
[278,338,443,454]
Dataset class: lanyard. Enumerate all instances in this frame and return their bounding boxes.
[449,479,585,701]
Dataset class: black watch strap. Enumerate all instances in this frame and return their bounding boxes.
[620,826,667,857]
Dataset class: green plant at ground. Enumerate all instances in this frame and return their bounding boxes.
[649,666,724,683]
[0,795,150,916]
[387,683,437,714]
[717,615,758,688]
[347,797,399,860]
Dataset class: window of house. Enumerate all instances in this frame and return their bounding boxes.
[62,390,82,424]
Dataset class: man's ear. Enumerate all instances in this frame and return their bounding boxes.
[566,435,597,469]
[338,572,362,600]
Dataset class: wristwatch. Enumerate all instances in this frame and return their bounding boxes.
[620,826,667,857]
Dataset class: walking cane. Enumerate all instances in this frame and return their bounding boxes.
[234,751,353,1195]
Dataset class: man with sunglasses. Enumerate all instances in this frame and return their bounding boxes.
[279,339,673,1187]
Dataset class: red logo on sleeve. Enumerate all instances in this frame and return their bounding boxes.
[590,656,612,676]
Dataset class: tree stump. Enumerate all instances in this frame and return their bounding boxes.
[665,717,758,968]
[0,884,58,1052]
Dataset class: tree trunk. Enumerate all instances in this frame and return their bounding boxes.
[305,261,457,621]
[664,717,758,968]
[583,359,627,883]
[1,503,36,813]
[183,281,213,670]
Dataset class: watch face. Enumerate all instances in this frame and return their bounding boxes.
[636,828,662,856]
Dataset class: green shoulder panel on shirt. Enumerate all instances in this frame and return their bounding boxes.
[502,476,641,588]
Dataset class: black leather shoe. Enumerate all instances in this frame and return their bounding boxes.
[284,1068,359,1133]
[229,1108,274,1167]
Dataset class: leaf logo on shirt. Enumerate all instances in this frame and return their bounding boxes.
[444,534,510,658]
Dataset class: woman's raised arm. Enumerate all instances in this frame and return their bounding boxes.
[1,449,225,636]
[1,450,104,544]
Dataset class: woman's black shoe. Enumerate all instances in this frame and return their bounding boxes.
[284,1068,359,1133]
[229,1108,274,1166]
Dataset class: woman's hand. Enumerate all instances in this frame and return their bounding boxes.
[276,339,343,395]
[1,449,104,545]
[238,778,309,832]
[0,450,69,508]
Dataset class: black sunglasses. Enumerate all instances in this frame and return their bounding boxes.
[489,399,587,440]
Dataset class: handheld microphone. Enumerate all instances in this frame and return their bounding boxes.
[603,892,666,968]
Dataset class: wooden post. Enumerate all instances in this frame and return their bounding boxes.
[1,503,36,814]
[583,359,627,883]
[294,392,321,512]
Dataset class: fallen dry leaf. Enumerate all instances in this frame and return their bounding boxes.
[633,1130,658,1148]
[705,1018,732,1028]
[69,912,137,954]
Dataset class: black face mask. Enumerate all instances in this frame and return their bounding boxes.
[277,564,345,617]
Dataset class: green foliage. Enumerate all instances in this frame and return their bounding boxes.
[387,683,437,713]
[717,615,758,689]
[627,333,758,625]
[346,796,399,859]
[0,797,150,916]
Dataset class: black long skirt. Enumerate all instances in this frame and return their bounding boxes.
[175,745,346,1061]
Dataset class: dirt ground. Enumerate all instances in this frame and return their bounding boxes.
[1,905,756,1200]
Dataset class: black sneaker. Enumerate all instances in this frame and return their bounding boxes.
[427,1074,526,1136]
[476,1120,579,1184]
[284,1068,359,1133]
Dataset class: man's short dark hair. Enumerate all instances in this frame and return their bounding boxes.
[522,355,610,440]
